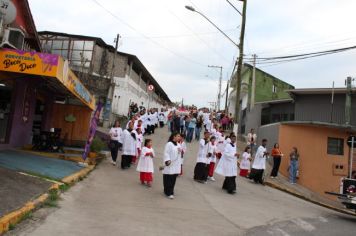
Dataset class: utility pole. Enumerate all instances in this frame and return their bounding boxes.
[345,76,353,126]
[234,0,247,133]
[250,54,257,110]
[208,65,223,111]
[225,78,230,113]
[104,34,120,128]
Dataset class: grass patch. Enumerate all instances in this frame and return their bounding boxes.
[43,188,59,208]
[59,184,70,192]
[9,223,15,231]
[20,211,32,221]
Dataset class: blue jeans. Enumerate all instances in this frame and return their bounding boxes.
[186,127,194,142]
[289,159,298,183]
[195,127,201,140]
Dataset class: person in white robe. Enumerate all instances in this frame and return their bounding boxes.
[121,122,137,169]
[136,139,155,187]
[178,134,187,176]
[239,146,252,177]
[132,127,143,164]
[207,136,217,181]
[194,131,211,183]
[216,128,225,160]
[249,139,268,184]
[162,133,182,199]
[215,134,238,194]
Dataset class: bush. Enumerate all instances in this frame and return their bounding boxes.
[90,137,105,153]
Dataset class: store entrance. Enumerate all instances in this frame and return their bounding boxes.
[0,83,13,143]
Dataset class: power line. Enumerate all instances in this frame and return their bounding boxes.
[91,0,207,67]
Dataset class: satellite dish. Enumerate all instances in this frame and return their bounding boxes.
[0,0,17,24]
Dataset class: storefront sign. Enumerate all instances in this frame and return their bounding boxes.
[0,49,96,110]
[82,102,103,161]
[0,49,59,77]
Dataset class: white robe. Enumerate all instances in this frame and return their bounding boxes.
[122,129,137,156]
[252,145,267,170]
[215,142,237,177]
[162,142,181,175]
[179,141,187,164]
[208,142,217,163]
[240,152,251,170]
[216,133,225,153]
[196,139,210,164]
[136,147,155,173]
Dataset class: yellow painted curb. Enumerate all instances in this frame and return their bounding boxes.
[265,180,356,217]
[0,184,59,235]
[61,165,95,184]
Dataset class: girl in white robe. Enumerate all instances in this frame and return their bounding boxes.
[215,134,238,194]
[136,139,155,187]
[239,146,251,177]
[178,134,187,176]
[162,133,182,199]
[132,128,143,164]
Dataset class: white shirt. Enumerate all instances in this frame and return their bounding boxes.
[196,139,210,164]
[215,142,237,177]
[205,120,212,132]
[109,127,122,143]
[122,129,137,156]
[240,152,251,170]
[252,145,268,170]
[162,142,182,175]
[159,113,165,122]
[136,146,155,173]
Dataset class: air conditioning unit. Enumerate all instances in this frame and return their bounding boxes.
[1,27,25,50]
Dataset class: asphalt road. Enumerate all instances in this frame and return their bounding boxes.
[8,127,356,236]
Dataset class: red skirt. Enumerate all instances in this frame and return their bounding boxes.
[140,172,153,182]
[208,162,215,177]
[239,169,249,177]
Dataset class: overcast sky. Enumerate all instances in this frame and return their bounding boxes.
[29,0,356,107]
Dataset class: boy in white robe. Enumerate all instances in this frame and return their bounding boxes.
[215,134,238,194]
[207,136,217,181]
[194,131,210,183]
[162,133,182,199]
[249,139,269,184]
[121,122,137,169]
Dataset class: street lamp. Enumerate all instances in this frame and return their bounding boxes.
[185,6,239,48]
[185,1,247,134]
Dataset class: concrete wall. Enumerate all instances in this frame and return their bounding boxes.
[243,104,263,135]
[278,124,349,200]
[294,94,356,126]
[257,123,280,152]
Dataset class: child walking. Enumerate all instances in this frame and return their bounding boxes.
[239,146,251,177]
[207,136,217,181]
[178,133,187,176]
[136,139,155,187]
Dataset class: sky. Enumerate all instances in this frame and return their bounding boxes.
[28,0,356,107]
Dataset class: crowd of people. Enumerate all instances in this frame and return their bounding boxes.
[108,107,300,200]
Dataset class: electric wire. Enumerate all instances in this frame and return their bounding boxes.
[91,0,207,67]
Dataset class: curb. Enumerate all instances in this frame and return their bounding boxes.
[265,180,356,217]
[0,183,59,235]
[61,165,95,184]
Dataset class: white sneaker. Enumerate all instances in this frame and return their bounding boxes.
[111,161,116,165]
[168,195,174,199]
[210,177,216,182]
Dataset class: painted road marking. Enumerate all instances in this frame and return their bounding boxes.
[318,216,328,223]
[291,218,316,232]
[267,227,291,236]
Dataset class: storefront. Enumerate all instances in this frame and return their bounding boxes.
[0,49,96,149]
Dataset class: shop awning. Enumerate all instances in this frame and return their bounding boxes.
[0,49,95,110]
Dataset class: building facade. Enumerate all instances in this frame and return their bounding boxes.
[38,32,171,126]
[228,63,294,134]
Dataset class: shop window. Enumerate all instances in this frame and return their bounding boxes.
[0,84,12,143]
[327,137,344,155]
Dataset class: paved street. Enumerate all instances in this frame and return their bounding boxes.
[9,127,356,236]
